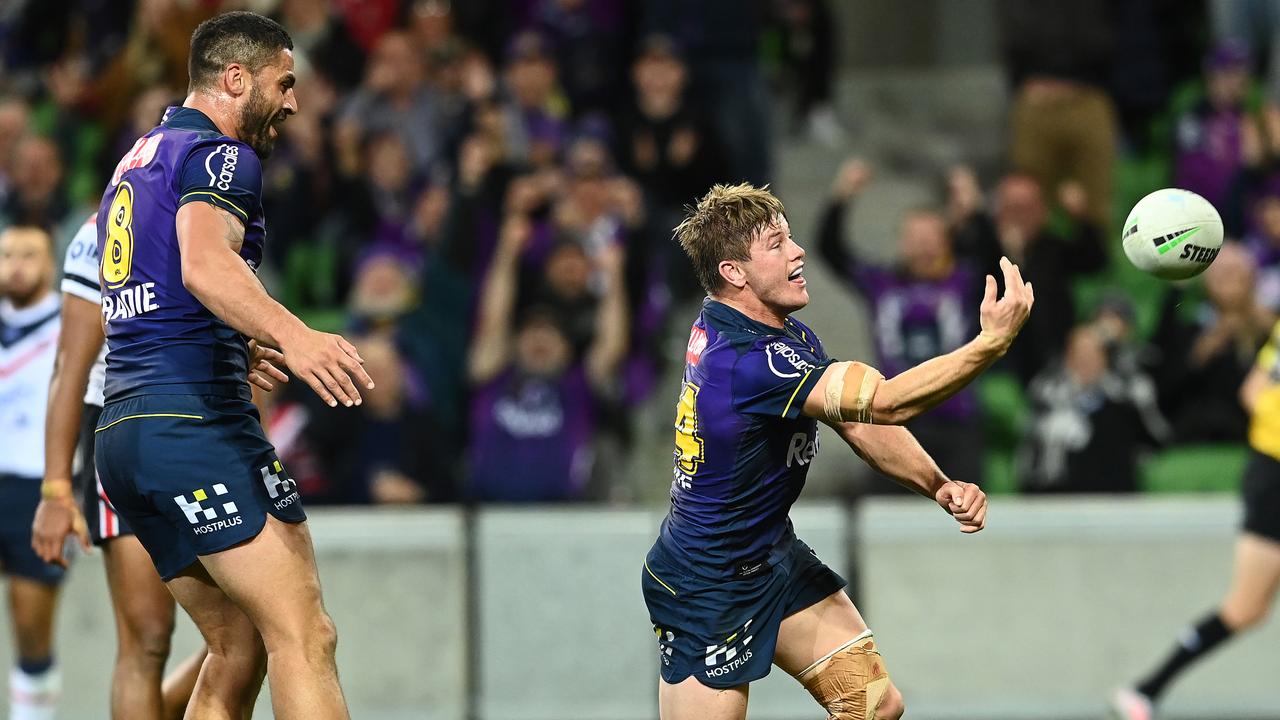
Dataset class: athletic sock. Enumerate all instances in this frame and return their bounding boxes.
[1135,612,1232,702]
[15,658,51,677]
[9,664,60,720]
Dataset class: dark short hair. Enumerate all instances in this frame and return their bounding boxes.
[188,11,293,91]
[0,224,55,252]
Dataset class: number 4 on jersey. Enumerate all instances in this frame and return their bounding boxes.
[674,381,704,475]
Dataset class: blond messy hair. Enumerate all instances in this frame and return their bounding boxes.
[674,183,786,295]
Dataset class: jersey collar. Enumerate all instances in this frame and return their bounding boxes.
[161,106,221,134]
[0,292,59,328]
[702,297,790,336]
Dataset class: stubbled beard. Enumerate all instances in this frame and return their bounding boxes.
[238,85,279,158]
[2,279,46,308]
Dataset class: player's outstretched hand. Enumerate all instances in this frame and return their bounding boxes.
[248,340,290,392]
[279,328,374,408]
[934,480,987,534]
[978,256,1034,352]
[31,488,91,568]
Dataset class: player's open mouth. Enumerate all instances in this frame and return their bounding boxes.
[788,265,805,286]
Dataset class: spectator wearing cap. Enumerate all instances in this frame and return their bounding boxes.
[345,247,470,475]
[466,208,628,502]
[1173,40,1265,214]
[616,33,728,303]
[501,29,571,169]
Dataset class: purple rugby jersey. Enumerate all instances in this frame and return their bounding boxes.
[849,265,978,421]
[467,365,595,501]
[655,300,835,580]
[1174,104,1244,210]
[96,106,267,402]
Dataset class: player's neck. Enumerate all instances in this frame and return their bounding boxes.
[712,294,787,329]
[183,94,243,143]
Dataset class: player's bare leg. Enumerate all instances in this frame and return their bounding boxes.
[658,677,748,720]
[103,535,207,720]
[1219,533,1280,631]
[1115,532,1280,720]
[198,516,348,720]
[774,591,905,720]
[7,578,61,719]
[162,648,208,720]
[166,566,266,720]
[6,579,57,672]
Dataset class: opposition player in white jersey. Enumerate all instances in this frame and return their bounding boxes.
[0,225,64,720]
[31,215,212,719]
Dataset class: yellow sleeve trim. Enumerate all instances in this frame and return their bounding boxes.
[96,413,203,433]
[781,368,815,418]
[179,191,249,221]
[645,561,678,596]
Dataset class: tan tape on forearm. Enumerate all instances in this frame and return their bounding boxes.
[823,361,883,424]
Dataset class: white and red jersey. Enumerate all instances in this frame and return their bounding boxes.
[60,215,106,407]
[0,292,60,478]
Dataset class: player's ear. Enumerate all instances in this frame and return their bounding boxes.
[719,260,747,290]
[223,63,247,97]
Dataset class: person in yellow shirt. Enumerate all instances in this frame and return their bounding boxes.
[1112,321,1280,720]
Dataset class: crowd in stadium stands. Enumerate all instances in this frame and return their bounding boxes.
[8,0,1280,501]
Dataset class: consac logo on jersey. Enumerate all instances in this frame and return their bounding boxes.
[205,143,239,191]
[766,341,815,379]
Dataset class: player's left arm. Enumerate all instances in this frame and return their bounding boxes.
[178,202,370,406]
[829,420,987,533]
[176,141,370,407]
[32,292,99,565]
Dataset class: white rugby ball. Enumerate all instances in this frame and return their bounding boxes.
[1121,188,1224,280]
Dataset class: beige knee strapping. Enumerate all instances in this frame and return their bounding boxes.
[798,631,890,720]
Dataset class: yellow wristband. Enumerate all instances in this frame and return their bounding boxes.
[40,481,74,501]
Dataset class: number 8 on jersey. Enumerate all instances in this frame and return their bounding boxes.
[102,182,135,289]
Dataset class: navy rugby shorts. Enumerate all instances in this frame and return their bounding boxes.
[0,474,66,585]
[78,403,134,545]
[641,535,846,688]
[94,391,306,580]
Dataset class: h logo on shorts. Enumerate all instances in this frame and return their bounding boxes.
[705,619,754,667]
[260,460,294,499]
[174,484,238,525]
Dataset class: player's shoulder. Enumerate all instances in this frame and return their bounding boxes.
[62,214,98,267]
[61,214,101,303]
[161,108,264,220]
[696,302,827,373]
[161,107,262,177]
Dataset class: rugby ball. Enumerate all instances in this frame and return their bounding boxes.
[1121,188,1224,280]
